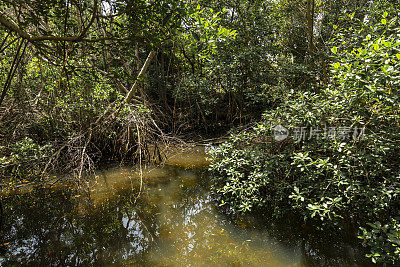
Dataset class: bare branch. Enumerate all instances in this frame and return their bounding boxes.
[125,51,157,103]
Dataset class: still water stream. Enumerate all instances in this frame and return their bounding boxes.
[0,146,371,266]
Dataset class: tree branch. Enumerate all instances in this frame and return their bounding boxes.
[125,51,156,103]
[0,0,99,43]
[0,39,27,106]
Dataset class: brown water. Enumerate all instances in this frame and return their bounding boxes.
[0,146,370,266]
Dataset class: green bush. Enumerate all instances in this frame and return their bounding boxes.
[210,10,400,264]
[0,137,52,179]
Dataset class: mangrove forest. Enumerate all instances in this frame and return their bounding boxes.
[0,0,400,265]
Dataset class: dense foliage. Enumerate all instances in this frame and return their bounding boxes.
[210,1,400,265]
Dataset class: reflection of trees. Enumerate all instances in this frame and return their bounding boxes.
[0,187,159,265]
[0,167,373,266]
[0,167,209,265]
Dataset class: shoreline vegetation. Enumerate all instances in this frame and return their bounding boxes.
[1,0,400,265]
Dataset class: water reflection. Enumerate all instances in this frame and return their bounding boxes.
[0,146,372,266]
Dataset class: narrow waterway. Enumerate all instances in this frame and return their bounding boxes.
[0,146,370,266]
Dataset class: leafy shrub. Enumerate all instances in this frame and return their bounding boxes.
[0,137,52,179]
[359,216,400,264]
[210,9,400,264]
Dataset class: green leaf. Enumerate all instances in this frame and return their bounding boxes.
[331,46,338,54]
[383,11,388,18]
[333,62,340,69]
[383,41,392,47]
[381,19,387,25]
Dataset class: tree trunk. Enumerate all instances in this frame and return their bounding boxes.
[306,0,315,57]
